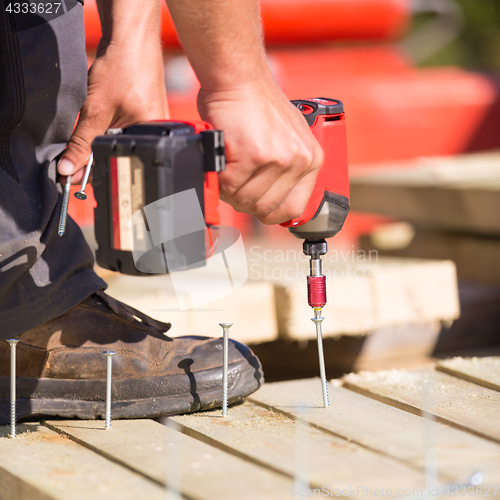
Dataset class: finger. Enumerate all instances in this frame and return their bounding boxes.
[71,169,85,184]
[256,172,318,225]
[252,133,323,222]
[226,162,305,217]
[219,136,313,204]
[223,139,321,217]
[57,104,110,177]
[256,141,323,224]
[219,159,287,208]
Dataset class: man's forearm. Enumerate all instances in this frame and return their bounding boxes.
[165,0,322,225]
[96,0,161,51]
[165,0,273,91]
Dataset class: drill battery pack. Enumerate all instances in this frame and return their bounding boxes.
[92,121,225,276]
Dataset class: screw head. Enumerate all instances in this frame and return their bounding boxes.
[311,317,324,324]
[219,323,233,329]
[6,339,20,346]
[103,350,116,358]
[74,191,87,200]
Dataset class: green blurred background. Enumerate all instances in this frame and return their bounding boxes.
[415,0,500,70]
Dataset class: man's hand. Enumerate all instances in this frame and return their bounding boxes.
[166,0,324,225]
[199,83,323,225]
[57,0,168,184]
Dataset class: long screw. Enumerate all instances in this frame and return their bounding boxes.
[311,309,329,408]
[103,350,116,429]
[6,339,20,438]
[219,323,232,417]
[74,153,93,200]
[58,174,72,237]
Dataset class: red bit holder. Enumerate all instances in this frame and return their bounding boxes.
[307,275,327,309]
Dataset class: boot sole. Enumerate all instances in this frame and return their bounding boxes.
[0,355,263,423]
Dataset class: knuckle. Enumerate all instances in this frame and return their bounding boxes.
[302,147,315,169]
[68,135,91,156]
[295,141,315,169]
[251,144,293,171]
[219,184,236,199]
[272,151,294,171]
[316,144,325,167]
[219,177,239,198]
[282,141,316,175]
[234,193,258,212]
[249,149,269,169]
[252,200,275,217]
[310,149,324,173]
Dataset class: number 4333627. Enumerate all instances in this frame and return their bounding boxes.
[5,3,62,14]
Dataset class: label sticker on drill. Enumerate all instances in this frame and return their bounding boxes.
[110,156,145,251]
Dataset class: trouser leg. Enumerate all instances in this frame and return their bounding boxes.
[0,0,106,339]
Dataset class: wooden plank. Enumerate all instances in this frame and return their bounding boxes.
[274,257,459,339]
[170,401,427,495]
[0,423,165,500]
[249,378,500,484]
[45,419,292,500]
[349,152,500,235]
[437,357,500,392]
[343,368,500,444]
[361,231,500,285]
[101,271,277,344]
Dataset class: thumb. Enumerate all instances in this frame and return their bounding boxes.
[57,106,109,183]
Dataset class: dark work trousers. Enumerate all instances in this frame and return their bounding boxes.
[0,0,106,339]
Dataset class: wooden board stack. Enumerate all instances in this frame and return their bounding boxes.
[99,253,460,375]
[101,256,459,343]
[350,151,500,284]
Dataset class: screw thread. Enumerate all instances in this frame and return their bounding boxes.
[10,400,16,438]
[58,177,71,237]
[7,338,19,438]
[104,350,115,430]
[219,323,232,417]
[321,378,330,408]
[312,311,330,408]
[222,329,229,417]
[222,383,228,417]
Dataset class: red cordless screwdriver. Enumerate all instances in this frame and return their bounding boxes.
[89,98,349,407]
[281,98,350,407]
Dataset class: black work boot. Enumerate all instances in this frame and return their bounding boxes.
[0,291,264,423]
